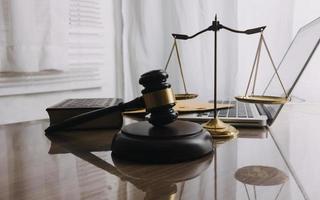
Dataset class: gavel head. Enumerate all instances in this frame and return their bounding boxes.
[139,70,178,126]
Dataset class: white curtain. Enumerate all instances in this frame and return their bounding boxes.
[115,0,238,101]
[0,0,68,72]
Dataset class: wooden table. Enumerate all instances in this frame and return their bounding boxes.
[1,104,318,199]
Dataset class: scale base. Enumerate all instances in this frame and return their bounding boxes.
[202,118,239,138]
[111,120,213,163]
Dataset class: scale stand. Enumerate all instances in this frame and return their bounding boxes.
[202,15,238,138]
[173,15,266,138]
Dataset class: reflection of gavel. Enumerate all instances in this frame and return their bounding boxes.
[45,130,213,200]
[45,70,178,133]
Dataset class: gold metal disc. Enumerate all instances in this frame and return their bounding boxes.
[235,165,288,186]
[202,118,239,138]
[235,95,288,104]
[175,93,198,100]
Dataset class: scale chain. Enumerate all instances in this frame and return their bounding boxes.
[252,33,263,95]
[164,39,189,94]
[245,34,263,96]
[164,38,188,94]
[261,35,288,97]
[164,40,176,71]
[174,40,188,94]
[244,32,288,99]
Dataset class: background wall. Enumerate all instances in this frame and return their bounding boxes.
[0,0,319,124]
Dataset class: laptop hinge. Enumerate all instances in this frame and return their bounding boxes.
[256,104,272,124]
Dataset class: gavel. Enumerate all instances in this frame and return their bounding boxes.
[45,70,178,133]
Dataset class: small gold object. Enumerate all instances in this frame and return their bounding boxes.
[237,32,289,105]
[175,93,198,100]
[202,118,238,138]
[143,88,175,110]
[164,38,198,100]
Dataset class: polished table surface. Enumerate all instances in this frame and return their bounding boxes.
[0,103,319,200]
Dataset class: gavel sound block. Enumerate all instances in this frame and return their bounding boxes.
[111,70,213,163]
[111,120,213,163]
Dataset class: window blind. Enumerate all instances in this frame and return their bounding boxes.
[0,0,105,96]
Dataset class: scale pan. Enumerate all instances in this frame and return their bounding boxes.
[175,93,198,100]
[235,95,288,104]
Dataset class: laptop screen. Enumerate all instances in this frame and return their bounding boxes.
[262,17,320,124]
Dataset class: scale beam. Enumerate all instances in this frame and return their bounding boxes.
[172,22,266,40]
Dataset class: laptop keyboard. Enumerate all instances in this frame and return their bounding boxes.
[198,101,254,118]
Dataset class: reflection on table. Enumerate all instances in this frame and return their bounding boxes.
[0,119,307,199]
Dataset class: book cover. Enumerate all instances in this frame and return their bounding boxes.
[46,98,123,129]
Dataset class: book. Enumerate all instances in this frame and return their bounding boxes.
[46,98,123,130]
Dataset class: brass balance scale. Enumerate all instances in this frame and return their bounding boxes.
[166,15,289,138]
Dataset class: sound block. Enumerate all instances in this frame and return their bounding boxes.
[111,120,213,163]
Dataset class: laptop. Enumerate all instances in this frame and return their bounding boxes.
[179,17,320,127]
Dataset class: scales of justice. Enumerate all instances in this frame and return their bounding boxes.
[165,15,289,138]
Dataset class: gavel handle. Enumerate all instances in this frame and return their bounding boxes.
[45,97,144,134]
